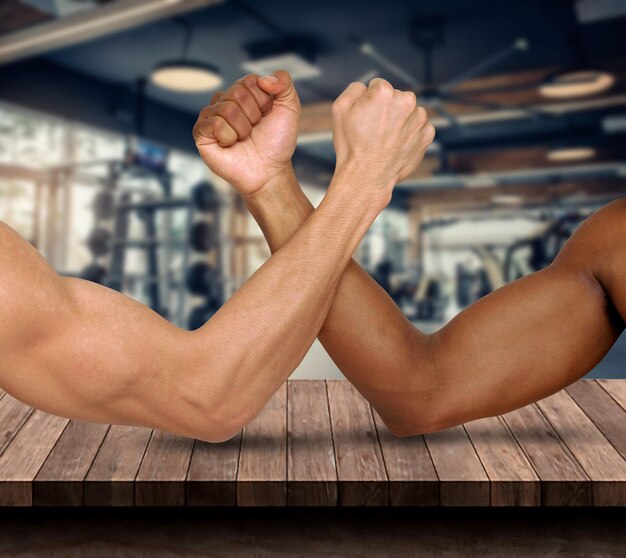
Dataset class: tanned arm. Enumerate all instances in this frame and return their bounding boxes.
[0,77,426,442]
[212,72,625,436]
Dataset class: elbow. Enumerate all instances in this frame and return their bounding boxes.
[184,408,248,443]
[382,411,454,438]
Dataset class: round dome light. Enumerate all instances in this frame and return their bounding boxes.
[547,147,596,162]
[539,71,615,99]
[150,61,222,93]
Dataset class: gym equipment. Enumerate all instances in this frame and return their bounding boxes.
[192,181,219,212]
[415,276,446,321]
[93,191,115,220]
[189,221,214,252]
[185,261,219,297]
[188,304,218,331]
[504,215,581,282]
[117,198,190,212]
[372,260,393,294]
[81,263,107,284]
[456,263,492,307]
[87,228,112,256]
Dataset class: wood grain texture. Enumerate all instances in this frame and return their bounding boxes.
[372,412,439,506]
[84,425,152,506]
[425,425,489,506]
[0,411,68,506]
[0,380,623,508]
[567,381,626,460]
[34,421,109,506]
[135,430,194,506]
[186,433,241,506]
[598,379,626,410]
[287,380,337,506]
[503,404,591,506]
[464,416,540,506]
[237,384,287,506]
[537,390,626,506]
[326,381,388,506]
[0,393,33,458]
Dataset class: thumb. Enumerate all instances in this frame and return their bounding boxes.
[258,70,300,111]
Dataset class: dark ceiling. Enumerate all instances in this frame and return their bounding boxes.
[37,0,626,114]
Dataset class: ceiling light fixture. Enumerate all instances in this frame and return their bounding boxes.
[539,70,615,99]
[547,147,596,162]
[151,60,222,92]
[150,17,222,93]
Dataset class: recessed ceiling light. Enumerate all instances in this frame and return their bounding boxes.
[547,147,596,162]
[492,194,524,205]
[150,61,222,93]
[539,71,615,99]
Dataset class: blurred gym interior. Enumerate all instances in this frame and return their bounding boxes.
[0,0,625,378]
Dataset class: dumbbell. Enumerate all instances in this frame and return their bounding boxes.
[188,304,219,331]
[189,221,214,252]
[186,261,219,297]
[192,181,219,212]
[93,191,115,220]
[81,263,107,284]
[87,228,112,256]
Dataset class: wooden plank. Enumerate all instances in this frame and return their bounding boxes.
[0,411,68,506]
[287,381,337,506]
[33,421,110,506]
[186,433,241,506]
[326,380,388,506]
[567,381,626,459]
[0,393,33,458]
[503,404,590,506]
[537,390,626,506]
[424,425,489,506]
[464,416,540,506]
[237,384,287,506]
[372,412,439,506]
[597,380,626,411]
[135,430,194,506]
[84,425,152,506]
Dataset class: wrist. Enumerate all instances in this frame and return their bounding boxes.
[243,163,313,226]
[329,161,394,214]
[242,163,298,204]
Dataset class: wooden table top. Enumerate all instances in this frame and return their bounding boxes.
[0,379,624,507]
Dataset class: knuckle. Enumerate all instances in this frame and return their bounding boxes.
[241,74,259,88]
[332,98,345,113]
[416,106,428,122]
[402,91,417,105]
[424,122,436,141]
[230,84,249,103]
[211,116,224,132]
[217,101,239,121]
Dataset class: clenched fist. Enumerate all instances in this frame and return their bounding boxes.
[331,78,435,210]
[192,71,301,196]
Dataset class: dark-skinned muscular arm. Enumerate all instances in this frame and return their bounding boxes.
[245,156,625,436]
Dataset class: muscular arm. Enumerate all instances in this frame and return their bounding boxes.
[0,77,424,442]
[0,171,375,442]
[245,168,626,435]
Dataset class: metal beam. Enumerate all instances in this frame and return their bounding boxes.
[398,162,626,191]
[0,0,223,65]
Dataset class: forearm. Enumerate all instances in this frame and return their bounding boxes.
[245,167,431,422]
[1,179,374,441]
[245,172,626,436]
[189,170,378,436]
